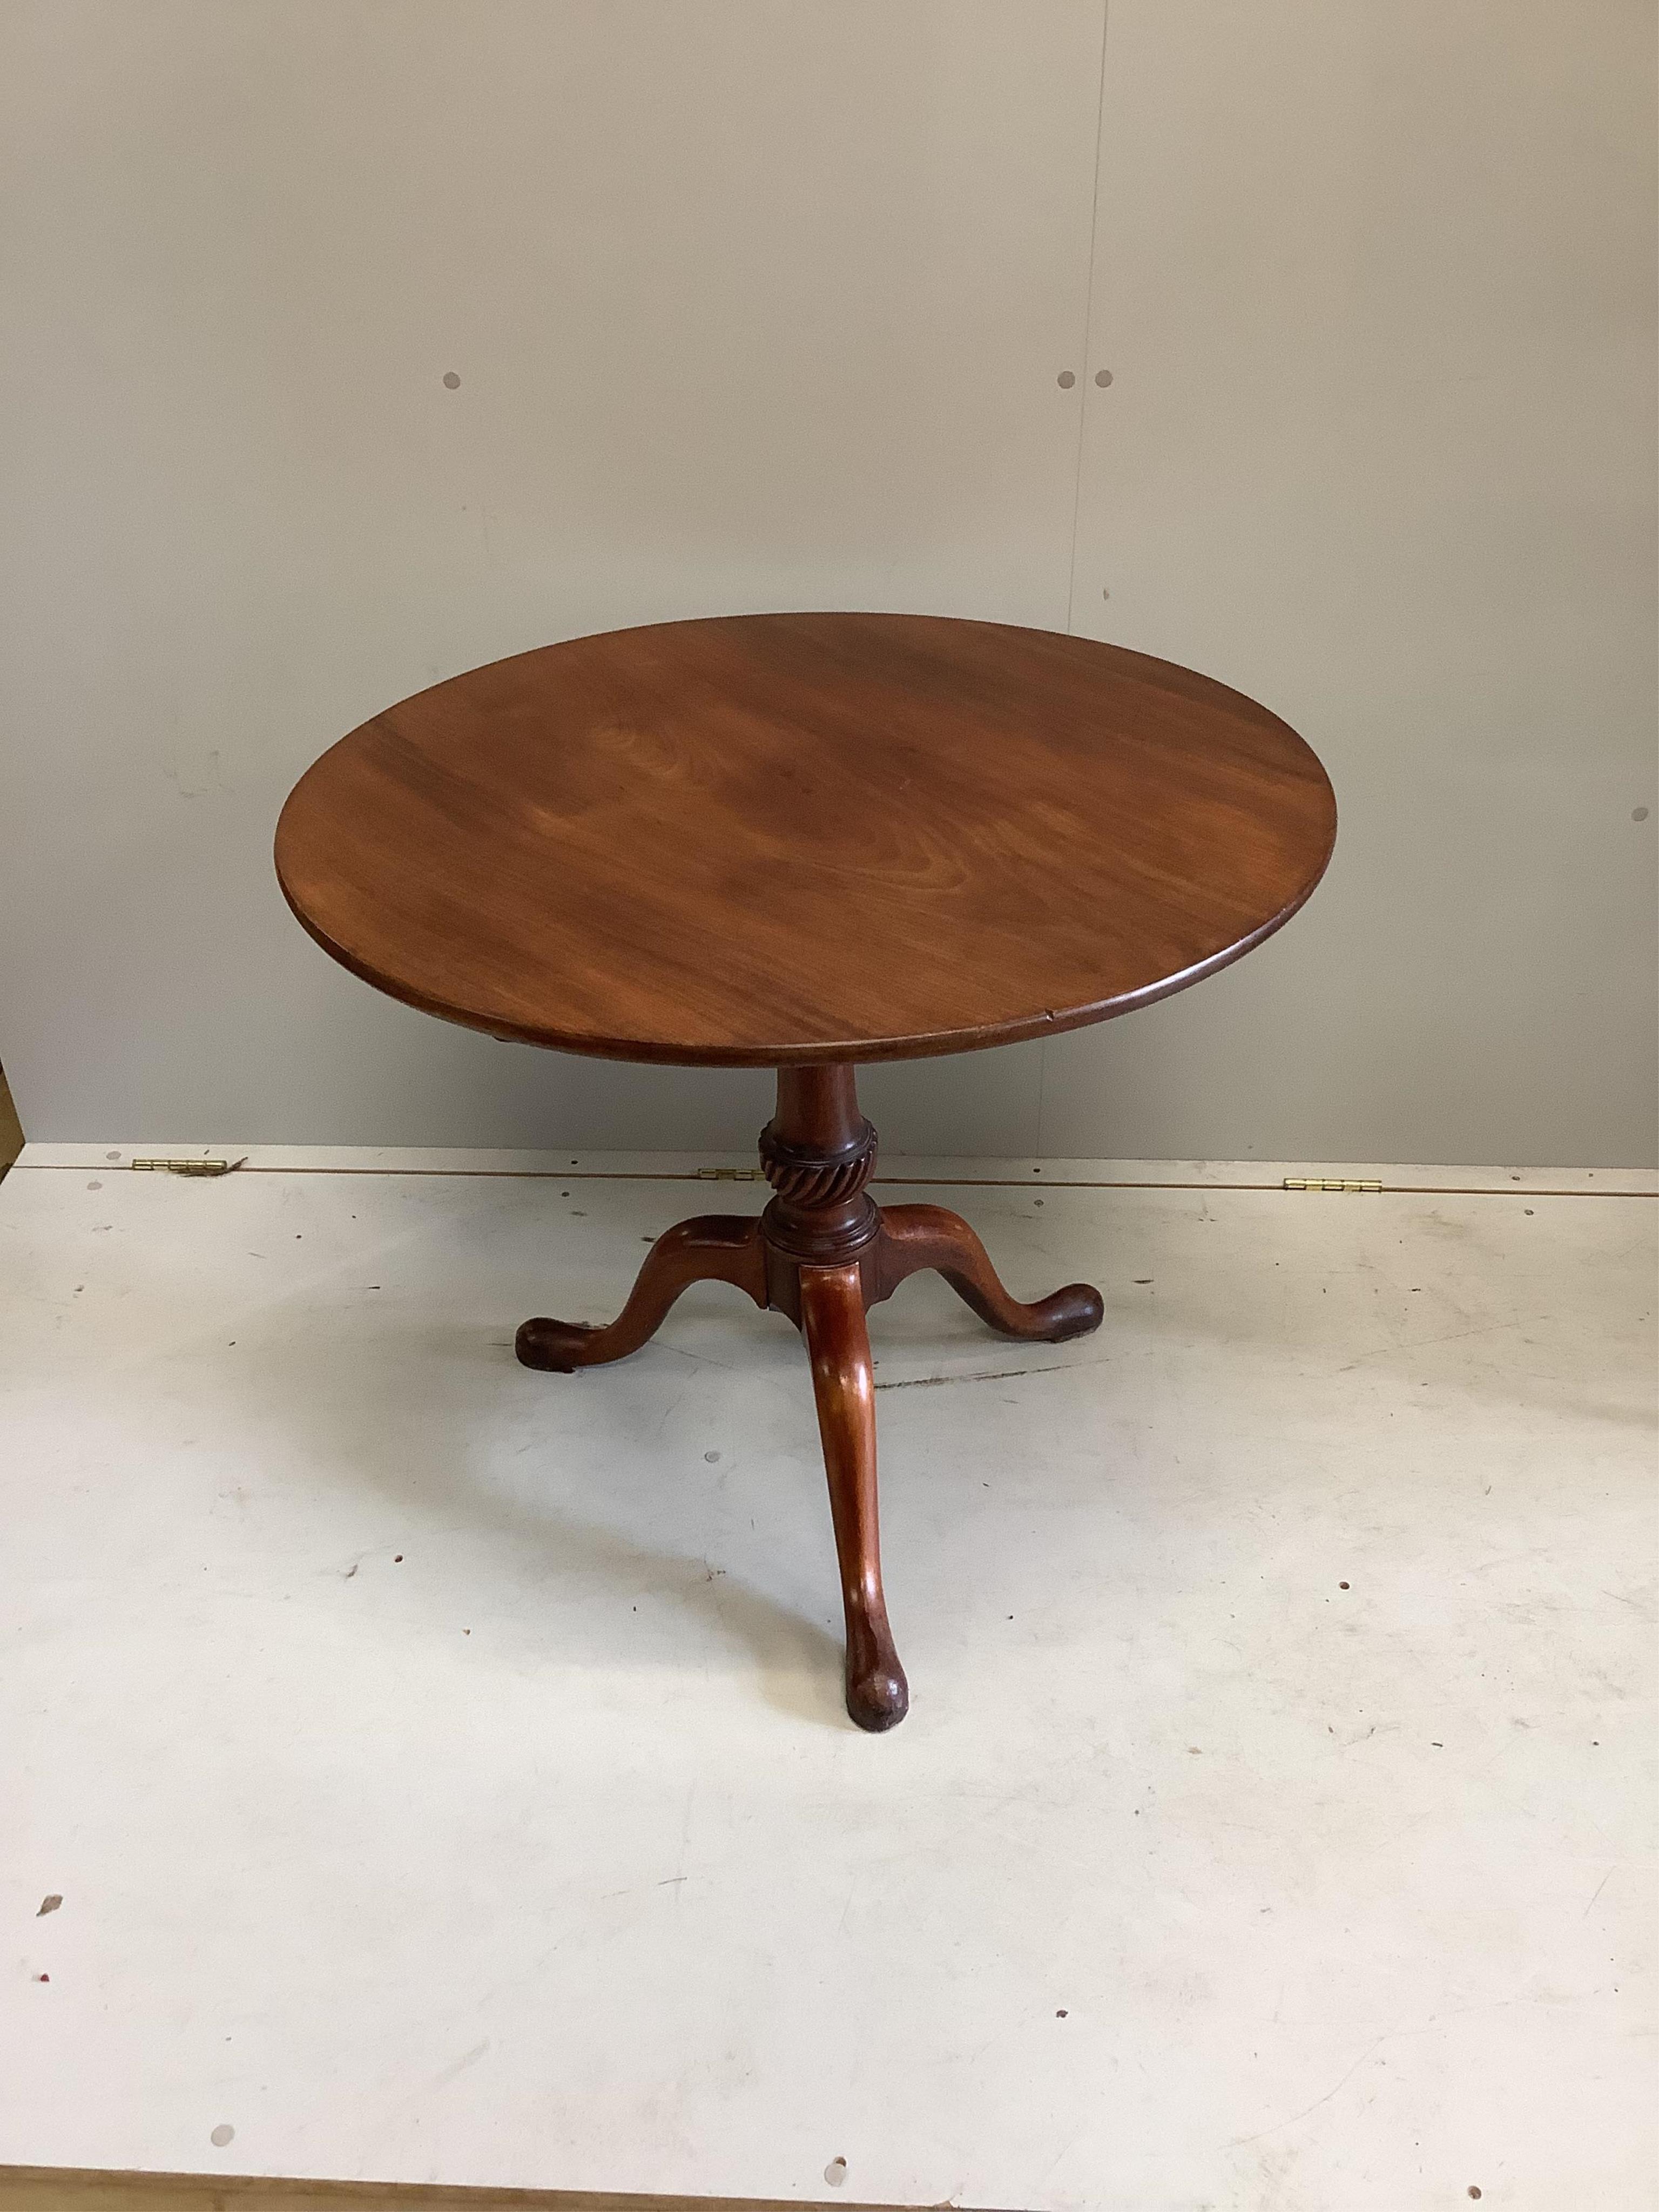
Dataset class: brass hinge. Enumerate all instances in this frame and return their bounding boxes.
[1283,1176,1382,1193]
[694,1165,762,1182]
[131,1156,247,1177]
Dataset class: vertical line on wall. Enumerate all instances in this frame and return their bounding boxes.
[1062,0,1111,638]
[1043,1,1110,1159]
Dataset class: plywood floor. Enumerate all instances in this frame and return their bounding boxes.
[2,1151,1653,2210]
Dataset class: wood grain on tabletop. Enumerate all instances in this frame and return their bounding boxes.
[275,613,1336,1066]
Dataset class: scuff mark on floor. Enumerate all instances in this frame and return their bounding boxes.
[874,1361,1084,1391]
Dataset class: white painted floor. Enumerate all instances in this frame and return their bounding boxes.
[2,1150,1654,2209]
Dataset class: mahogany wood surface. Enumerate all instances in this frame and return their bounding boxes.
[798,1262,907,1732]
[515,1216,766,1372]
[278,617,1336,1728]
[513,1065,1108,1728]
[275,613,1336,1067]
[871,1203,1103,1341]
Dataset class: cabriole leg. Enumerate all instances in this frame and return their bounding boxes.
[875,1202,1103,1342]
[516,1214,766,1371]
[797,1259,908,1732]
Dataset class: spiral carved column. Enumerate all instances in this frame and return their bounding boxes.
[753,1065,879,1323]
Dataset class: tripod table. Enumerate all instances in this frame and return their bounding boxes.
[275,613,1336,1729]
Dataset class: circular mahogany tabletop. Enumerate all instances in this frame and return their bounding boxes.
[275,613,1336,1067]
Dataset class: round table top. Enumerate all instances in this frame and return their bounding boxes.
[275,613,1336,1067]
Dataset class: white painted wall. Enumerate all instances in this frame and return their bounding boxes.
[1057,0,1658,1167]
[1,1,1653,1163]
